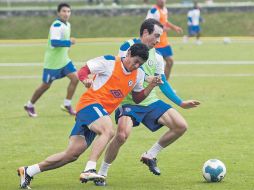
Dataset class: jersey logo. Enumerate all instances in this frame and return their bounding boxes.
[110,89,124,98]
[148,59,154,66]
[128,80,133,87]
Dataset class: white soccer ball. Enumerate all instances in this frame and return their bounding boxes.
[223,37,231,44]
[202,159,226,182]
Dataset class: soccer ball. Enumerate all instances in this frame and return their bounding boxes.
[202,159,226,182]
[223,37,231,44]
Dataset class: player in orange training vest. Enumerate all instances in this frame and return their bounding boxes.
[17,43,163,189]
[146,0,183,79]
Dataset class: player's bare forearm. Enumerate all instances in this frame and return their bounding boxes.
[132,76,163,104]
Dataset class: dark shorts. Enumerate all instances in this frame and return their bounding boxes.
[115,100,172,132]
[70,103,109,147]
[42,61,76,84]
[188,25,201,36]
[156,45,173,58]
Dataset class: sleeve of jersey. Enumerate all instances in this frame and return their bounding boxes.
[146,8,160,21]
[87,56,114,75]
[159,74,183,106]
[155,51,165,75]
[118,41,130,57]
[50,23,71,47]
[132,69,145,92]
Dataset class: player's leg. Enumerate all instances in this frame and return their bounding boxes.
[61,62,79,115]
[17,135,87,189]
[141,108,188,175]
[157,108,188,148]
[80,115,115,183]
[24,82,51,117]
[156,46,174,80]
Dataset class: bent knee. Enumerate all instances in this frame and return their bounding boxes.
[176,123,188,134]
[116,132,129,144]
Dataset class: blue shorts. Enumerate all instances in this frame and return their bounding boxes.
[188,25,201,36]
[70,104,109,147]
[156,45,173,58]
[115,100,172,132]
[42,61,76,84]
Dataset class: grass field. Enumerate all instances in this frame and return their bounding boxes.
[0,38,254,190]
[1,12,254,39]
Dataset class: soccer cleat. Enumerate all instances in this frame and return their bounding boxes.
[17,167,33,189]
[140,153,161,176]
[60,105,76,115]
[94,176,106,186]
[24,105,37,118]
[80,169,105,184]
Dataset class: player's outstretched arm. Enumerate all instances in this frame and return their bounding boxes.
[165,21,183,34]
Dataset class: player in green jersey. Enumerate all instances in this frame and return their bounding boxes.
[95,19,200,186]
[24,3,78,117]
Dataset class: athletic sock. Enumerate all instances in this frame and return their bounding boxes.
[84,161,96,172]
[26,101,34,108]
[98,161,111,177]
[64,99,71,106]
[26,164,41,177]
[146,142,163,158]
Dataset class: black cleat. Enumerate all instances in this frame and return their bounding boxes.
[94,176,106,186]
[17,166,33,189]
[80,169,105,184]
[140,153,161,176]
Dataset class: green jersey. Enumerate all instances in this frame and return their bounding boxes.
[44,19,71,69]
[119,39,165,106]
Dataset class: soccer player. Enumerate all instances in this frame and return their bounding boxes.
[17,43,163,189]
[186,1,203,45]
[95,18,200,186]
[24,3,78,117]
[146,0,183,80]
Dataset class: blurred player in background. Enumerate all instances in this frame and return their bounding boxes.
[146,0,183,80]
[95,19,200,186]
[24,3,78,117]
[183,1,203,45]
[17,43,163,189]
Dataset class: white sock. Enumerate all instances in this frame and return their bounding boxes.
[26,164,41,177]
[84,161,96,172]
[98,161,111,177]
[64,99,71,106]
[146,142,163,158]
[26,101,34,108]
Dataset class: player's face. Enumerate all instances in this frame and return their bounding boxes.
[157,0,166,7]
[143,25,163,49]
[58,7,71,22]
[125,56,145,72]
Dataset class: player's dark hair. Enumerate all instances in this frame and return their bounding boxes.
[140,18,163,37]
[57,3,71,12]
[129,43,149,63]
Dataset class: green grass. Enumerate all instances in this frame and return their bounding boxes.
[0,38,254,190]
[1,12,254,39]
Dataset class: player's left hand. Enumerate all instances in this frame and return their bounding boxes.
[180,100,200,109]
[150,76,164,87]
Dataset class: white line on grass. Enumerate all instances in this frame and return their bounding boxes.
[1,74,254,80]
[1,61,254,67]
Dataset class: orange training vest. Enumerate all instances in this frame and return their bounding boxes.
[76,56,138,114]
[154,5,170,48]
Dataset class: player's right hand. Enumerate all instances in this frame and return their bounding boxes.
[180,100,200,109]
[82,79,93,88]
[71,37,76,45]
